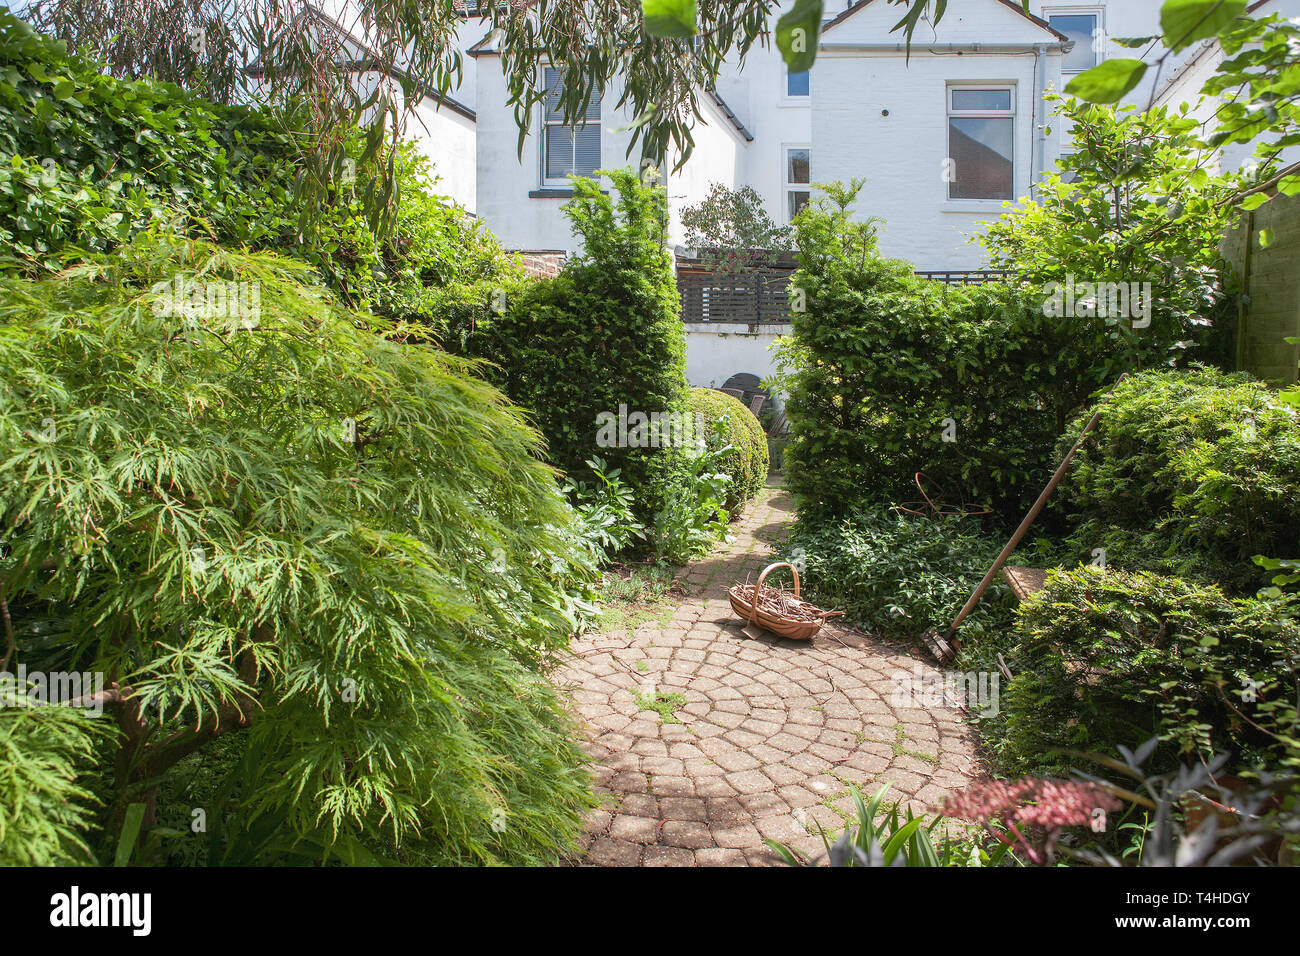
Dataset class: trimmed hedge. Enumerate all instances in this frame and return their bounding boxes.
[998,568,1300,775]
[1058,367,1300,593]
[445,171,689,521]
[688,387,768,510]
[780,182,1122,525]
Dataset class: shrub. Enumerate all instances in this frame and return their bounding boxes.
[997,568,1300,776]
[1058,367,1300,593]
[449,170,690,521]
[688,387,768,510]
[981,94,1241,372]
[648,438,734,564]
[779,181,1127,525]
[784,506,1015,644]
[0,11,512,315]
[0,236,597,865]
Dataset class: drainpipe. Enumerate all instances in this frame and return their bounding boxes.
[1033,43,1048,201]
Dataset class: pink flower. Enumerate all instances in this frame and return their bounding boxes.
[944,777,1123,864]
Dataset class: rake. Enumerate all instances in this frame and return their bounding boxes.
[922,374,1129,665]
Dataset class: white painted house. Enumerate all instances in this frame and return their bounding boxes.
[316,0,1300,391]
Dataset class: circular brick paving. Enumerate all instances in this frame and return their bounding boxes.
[556,486,985,867]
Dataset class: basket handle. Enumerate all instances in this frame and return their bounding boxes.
[752,561,800,624]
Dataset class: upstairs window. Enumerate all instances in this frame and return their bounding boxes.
[786,70,810,97]
[542,66,601,185]
[1048,10,1102,74]
[947,86,1015,201]
[785,146,810,221]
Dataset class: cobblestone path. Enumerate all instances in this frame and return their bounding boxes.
[556,485,984,866]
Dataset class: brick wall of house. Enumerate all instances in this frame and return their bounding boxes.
[513,250,567,278]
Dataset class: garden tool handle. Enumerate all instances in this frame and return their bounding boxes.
[948,373,1131,637]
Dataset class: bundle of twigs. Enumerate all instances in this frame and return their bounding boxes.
[728,562,843,641]
[729,580,822,623]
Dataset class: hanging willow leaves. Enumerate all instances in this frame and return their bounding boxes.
[18,0,960,231]
[1160,0,1247,52]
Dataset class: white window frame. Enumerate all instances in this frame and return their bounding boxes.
[1045,5,1105,76]
[782,67,810,104]
[945,84,1016,206]
[782,143,811,224]
[539,65,601,188]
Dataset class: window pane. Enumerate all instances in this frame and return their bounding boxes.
[951,89,1012,111]
[544,67,565,121]
[948,117,1014,200]
[573,125,601,177]
[788,190,810,220]
[786,148,810,185]
[545,124,574,179]
[787,70,809,97]
[1050,14,1098,72]
[544,67,601,122]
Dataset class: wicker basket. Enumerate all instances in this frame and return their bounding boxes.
[728,562,844,641]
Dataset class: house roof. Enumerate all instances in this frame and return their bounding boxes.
[244,3,476,120]
[704,89,754,142]
[821,0,1068,43]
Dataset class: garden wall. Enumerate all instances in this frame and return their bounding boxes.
[1223,192,1300,384]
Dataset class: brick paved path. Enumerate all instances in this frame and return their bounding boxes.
[557,485,984,866]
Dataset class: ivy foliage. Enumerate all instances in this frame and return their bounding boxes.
[0,10,511,314]
[0,236,597,865]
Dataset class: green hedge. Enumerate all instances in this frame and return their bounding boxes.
[998,568,1300,775]
[780,183,1123,526]
[1058,367,1300,593]
[0,11,511,308]
[688,387,768,510]
[446,171,689,520]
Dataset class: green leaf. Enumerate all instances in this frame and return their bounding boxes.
[1160,0,1248,53]
[115,803,147,867]
[1259,227,1274,248]
[1113,35,1159,48]
[776,0,824,73]
[1065,59,1149,103]
[1277,175,1300,197]
[642,0,698,38]
[1240,192,1270,210]
[51,79,75,100]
